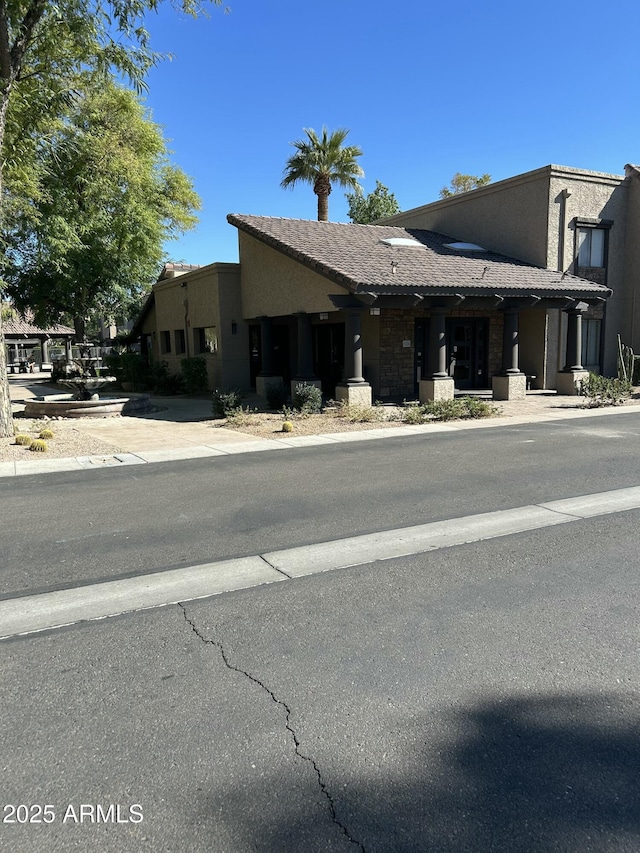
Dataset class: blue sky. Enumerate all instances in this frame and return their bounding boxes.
[142,0,637,266]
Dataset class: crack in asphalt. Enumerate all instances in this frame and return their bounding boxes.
[178,602,365,852]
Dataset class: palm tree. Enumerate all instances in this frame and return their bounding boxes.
[281,126,364,221]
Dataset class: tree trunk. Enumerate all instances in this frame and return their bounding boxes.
[317,193,329,221]
[0,85,14,436]
[314,175,331,221]
[74,316,86,344]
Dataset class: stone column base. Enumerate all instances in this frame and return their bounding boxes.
[255,375,283,399]
[492,373,527,401]
[419,377,454,403]
[555,369,589,396]
[335,383,372,407]
[291,378,322,401]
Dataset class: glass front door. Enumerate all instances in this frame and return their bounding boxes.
[448,319,488,389]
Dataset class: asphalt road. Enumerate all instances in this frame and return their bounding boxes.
[2,412,640,851]
[2,411,640,598]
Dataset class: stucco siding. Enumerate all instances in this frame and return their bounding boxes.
[149,262,247,390]
[239,233,349,319]
[519,309,548,388]
[382,167,552,267]
[549,172,626,376]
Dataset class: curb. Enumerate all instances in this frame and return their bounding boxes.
[3,403,640,479]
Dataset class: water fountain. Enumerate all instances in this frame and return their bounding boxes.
[23,342,150,418]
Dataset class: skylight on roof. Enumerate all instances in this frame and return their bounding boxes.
[379,237,424,248]
[444,241,488,252]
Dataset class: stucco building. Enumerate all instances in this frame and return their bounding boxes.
[136,163,640,403]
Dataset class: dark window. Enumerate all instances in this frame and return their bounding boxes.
[160,331,171,354]
[582,318,601,372]
[175,329,186,354]
[194,326,217,354]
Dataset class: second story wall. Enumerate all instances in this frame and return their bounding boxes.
[382,167,553,267]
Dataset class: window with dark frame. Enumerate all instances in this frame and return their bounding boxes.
[175,329,186,354]
[160,330,171,354]
[194,326,218,354]
[582,318,602,372]
[574,218,611,285]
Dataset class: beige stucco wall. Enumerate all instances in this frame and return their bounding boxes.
[239,233,349,319]
[382,167,553,266]
[151,262,249,390]
[519,308,548,389]
[384,164,628,379]
[548,169,626,376]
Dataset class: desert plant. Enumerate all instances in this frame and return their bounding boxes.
[579,372,631,407]
[282,421,294,432]
[29,439,48,452]
[225,405,258,427]
[401,404,428,425]
[618,336,634,383]
[181,357,208,395]
[292,382,322,413]
[265,381,288,410]
[212,388,243,418]
[401,397,499,423]
[336,401,385,423]
[14,434,33,446]
[457,396,500,418]
[39,428,55,439]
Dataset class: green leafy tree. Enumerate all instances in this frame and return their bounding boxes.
[346,180,400,224]
[439,172,492,198]
[281,126,364,222]
[4,79,201,342]
[0,0,223,436]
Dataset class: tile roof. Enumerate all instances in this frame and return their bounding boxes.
[3,309,74,337]
[228,215,612,302]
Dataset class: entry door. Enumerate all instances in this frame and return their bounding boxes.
[313,323,344,397]
[447,319,488,389]
[248,324,291,388]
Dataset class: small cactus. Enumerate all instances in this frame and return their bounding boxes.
[282,421,294,433]
[29,439,48,452]
[39,428,54,439]
[14,434,33,446]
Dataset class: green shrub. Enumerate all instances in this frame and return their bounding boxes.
[265,381,287,410]
[29,439,48,452]
[456,396,500,419]
[181,357,208,394]
[579,372,631,407]
[104,352,149,389]
[292,382,322,413]
[14,434,33,446]
[212,388,242,418]
[401,397,499,424]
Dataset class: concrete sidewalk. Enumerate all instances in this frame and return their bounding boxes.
[4,375,640,478]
